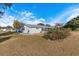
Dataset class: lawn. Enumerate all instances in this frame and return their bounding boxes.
[0,31,79,55]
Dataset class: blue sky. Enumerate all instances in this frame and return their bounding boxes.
[1,3,79,26]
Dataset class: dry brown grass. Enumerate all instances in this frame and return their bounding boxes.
[0,31,79,56]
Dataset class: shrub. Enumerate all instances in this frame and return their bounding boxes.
[44,27,70,40]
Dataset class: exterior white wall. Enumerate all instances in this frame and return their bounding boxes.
[23,26,29,34]
[29,28,41,34]
[23,26,42,34]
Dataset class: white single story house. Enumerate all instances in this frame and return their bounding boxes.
[0,26,13,32]
[22,24,51,34]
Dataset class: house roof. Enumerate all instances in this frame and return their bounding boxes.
[0,26,13,29]
[24,24,52,28]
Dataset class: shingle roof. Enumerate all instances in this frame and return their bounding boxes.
[24,24,52,28]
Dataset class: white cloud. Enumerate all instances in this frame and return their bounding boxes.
[0,10,46,26]
[20,11,35,21]
[21,11,33,17]
[0,13,15,27]
[25,20,44,25]
[19,11,46,25]
[22,17,45,25]
[25,12,33,17]
[38,18,45,22]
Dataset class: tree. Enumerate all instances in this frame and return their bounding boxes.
[64,16,79,30]
[4,3,12,8]
[54,23,62,28]
[13,20,21,29]
[37,23,45,26]
[0,3,13,16]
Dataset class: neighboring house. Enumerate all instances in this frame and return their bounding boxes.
[0,26,13,32]
[22,24,51,34]
[15,27,24,33]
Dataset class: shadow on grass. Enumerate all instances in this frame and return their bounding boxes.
[42,36,48,40]
[0,32,15,36]
[0,36,12,43]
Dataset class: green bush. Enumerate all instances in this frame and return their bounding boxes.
[44,28,70,40]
